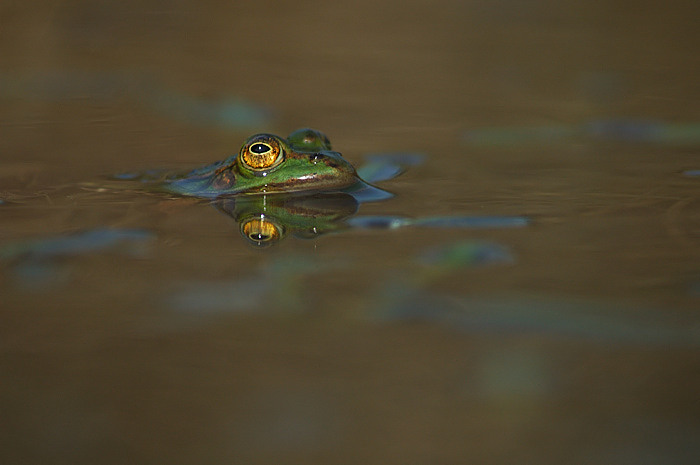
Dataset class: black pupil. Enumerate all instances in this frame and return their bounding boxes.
[251,143,269,154]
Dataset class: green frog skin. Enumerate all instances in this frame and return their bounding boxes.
[163,129,359,198]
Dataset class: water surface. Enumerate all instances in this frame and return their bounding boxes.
[1,1,699,464]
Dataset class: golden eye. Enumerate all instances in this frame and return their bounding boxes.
[240,136,283,170]
[240,217,282,245]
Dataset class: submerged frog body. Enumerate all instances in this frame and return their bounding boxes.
[160,128,361,198]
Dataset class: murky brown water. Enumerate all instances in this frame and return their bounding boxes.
[2,1,699,463]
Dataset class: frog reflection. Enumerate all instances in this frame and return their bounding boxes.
[214,192,360,246]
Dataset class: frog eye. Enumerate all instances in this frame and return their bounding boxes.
[240,136,284,170]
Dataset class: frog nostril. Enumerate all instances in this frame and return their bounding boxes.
[310,153,323,163]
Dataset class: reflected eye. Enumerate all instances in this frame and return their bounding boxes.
[240,217,283,246]
[240,136,284,170]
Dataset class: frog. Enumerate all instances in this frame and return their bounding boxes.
[129,128,392,200]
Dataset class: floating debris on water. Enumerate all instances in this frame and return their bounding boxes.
[417,241,515,268]
[0,228,155,262]
[165,278,271,316]
[463,119,700,147]
[1,228,155,289]
[374,293,700,347]
[0,70,273,129]
[362,152,426,166]
[348,215,529,230]
[148,88,272,129]
[357,152,426,184]
[584,119,661,142]
[0,70,141,100]
[463,125,575,146]
[162,254,348,319]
